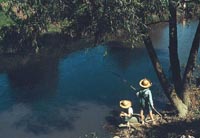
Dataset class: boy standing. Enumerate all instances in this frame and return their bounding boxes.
[136,78,155,125]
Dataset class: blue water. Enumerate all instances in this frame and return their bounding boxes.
[0,20,199,138]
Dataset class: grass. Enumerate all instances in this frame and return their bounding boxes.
[0,0,8,2]
[0,12,13,28]
[47,23,62,33]
[0,11,62,33]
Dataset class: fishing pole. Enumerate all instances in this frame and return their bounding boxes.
[110,71,163,118]
[152,106,163,119]
[110,71,137,91]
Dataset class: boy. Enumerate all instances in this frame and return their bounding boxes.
[136,78,155,125]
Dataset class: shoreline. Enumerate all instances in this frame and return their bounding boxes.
[110,87,200,138]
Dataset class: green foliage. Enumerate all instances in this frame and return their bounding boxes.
[0,0,62,53]
[0,12,13,28]
[0,0,199,53]
[59,0,171,46]
[0,0,171,49]
[47,23,61,33]
[60,0,145,46]
[0,0,7,2]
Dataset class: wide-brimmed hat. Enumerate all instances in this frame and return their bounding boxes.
[139,78,152,88]
[119,100,132,109]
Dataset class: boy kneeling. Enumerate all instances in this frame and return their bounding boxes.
[119,100,139,128]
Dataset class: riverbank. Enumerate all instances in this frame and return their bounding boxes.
[111,88,200,138]
[0,29,131,73]
[113,117,200,138]
[0,35,95,72]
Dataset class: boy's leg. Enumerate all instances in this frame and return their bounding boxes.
[149,111,156,124]
[140,109,145,124]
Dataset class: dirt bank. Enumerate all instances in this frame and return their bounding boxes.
[109,88,200,138]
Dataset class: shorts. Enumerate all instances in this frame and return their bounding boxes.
[140,98,152,112]
[125,116,139,123]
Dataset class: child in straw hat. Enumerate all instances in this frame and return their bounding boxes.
[136,78,155,125]
[119,100,139,128]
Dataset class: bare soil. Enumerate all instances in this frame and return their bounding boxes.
[108,88,200,138]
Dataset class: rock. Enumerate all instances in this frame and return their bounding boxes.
[180,135,195,138]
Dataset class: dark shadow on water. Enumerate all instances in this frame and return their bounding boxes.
[7,58,59,103]
[106,47,142,71]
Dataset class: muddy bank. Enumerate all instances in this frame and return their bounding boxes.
[107,114,200,138]
[108,88,200,138]
[111,115,200,138]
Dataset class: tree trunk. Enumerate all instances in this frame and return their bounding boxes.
[143,35,172,100]
[143,35,188,117]
[170,89,188,117]
[169,1,182,96]
[182,20,200,106]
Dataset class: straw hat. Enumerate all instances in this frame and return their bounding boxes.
[119,100,132,109]
[139,78,152,88]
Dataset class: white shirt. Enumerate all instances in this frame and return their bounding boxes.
[128,107,133,115]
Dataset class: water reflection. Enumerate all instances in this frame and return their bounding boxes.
[106,47,135,71]
[0,102,110,138]
[7,58,59,103]
[13,104,77,135]
[105,46,154,81]
[0,44,173,137]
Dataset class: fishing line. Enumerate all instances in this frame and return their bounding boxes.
[102,47,163,120]
[109,71,137,91]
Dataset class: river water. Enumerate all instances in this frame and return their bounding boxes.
[0,20,199,138]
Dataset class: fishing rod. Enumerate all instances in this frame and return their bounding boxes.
[110,71,163,118]
[110,71,137,91]
[103,51,163,121]
[151,105,163,119]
